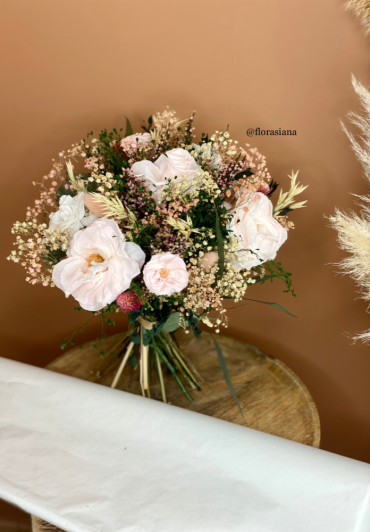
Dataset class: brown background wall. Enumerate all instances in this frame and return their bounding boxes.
[1,0,370,523]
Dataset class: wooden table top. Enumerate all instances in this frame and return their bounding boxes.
[33,330,320,531]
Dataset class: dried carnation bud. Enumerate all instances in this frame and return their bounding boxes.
[256,182,270,195]
[116,291,143,311]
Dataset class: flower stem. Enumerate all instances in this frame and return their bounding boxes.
[152,338,194,402]
[154,349,167,403]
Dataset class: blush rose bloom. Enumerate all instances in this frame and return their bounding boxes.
[52,218,145,311]
[143,253,189,296]
[49,192,97,237]
[230,192,287,269]
[121,132,152,151]
[131,148,201,204]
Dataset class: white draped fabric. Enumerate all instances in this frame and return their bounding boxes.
[0,357,369,532]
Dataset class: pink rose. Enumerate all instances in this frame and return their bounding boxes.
[143,253,189,296]
[52,218,145,311]
[121,133,152,151]
[230,192,287,269]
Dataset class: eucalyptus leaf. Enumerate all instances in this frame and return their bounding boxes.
[241,298,298,318]
[162,312,180,333]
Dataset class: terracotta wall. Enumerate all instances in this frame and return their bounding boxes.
[1,0,370,520]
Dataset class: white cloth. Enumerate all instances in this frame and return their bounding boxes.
[0,356,369,532]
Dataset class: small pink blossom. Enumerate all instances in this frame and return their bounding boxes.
[84,156,98,170]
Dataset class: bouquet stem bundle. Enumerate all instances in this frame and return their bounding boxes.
[111,317,203,403]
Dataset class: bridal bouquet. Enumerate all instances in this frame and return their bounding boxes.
[8,110,307,404]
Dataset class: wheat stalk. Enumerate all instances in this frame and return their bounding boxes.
[66,160,87,193]
[89,193,129,220]
[167,215,199,240]
[273,170,308,217]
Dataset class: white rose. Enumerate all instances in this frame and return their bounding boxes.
[52,218,145,311]
[130,160,167,203]
[230,192,287,269]
[158,148,202,180]
[131,148,201,204]
[49,192,97,237]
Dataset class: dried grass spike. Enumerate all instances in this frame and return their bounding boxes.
[346,0,370,35]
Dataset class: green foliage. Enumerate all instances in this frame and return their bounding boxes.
[55,179,74,202]
[276,207,293,216]
[187,311,201,338]
[215,210,225,280]
[251,260,296,296]
[141,115,153,133]
[42,248,67,267]
[233,168,253,180]
[267,180,279,198]
[98,128,126,172]
[212,335,244,420]
[240,298,297,318]
[125,117,133,137]
[129,221,158,260]
[162,312,180,332]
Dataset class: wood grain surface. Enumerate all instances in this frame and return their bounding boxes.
[32,330,320,532]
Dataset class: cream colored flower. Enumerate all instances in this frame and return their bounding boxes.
[49,192,97,237]
[52,218,145,311]
[230,192,287,269]
[131,148,201,204]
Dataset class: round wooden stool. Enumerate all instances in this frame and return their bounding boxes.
[32,330,320,532]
